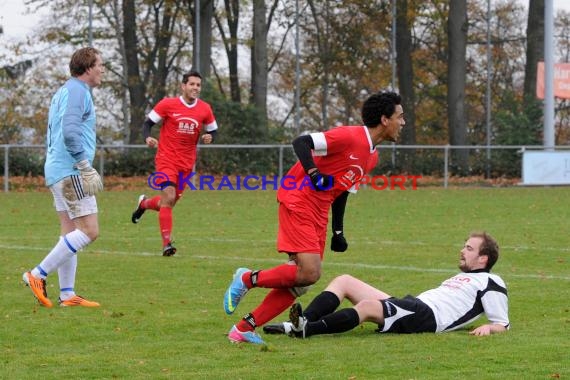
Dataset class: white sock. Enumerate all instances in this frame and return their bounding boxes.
[58,254,78,300]
[32,230,91,278]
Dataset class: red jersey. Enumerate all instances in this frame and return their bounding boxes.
[277,125,378,223]
[148,96,217,170]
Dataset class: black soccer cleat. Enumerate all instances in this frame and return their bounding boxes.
[263,323,288,335]
[289,303,307,338]
[131,195,147,224]
[162,243,177,257]
[289,303,303,328]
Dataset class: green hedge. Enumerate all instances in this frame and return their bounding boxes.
[0,147,45,176]
[0,145,525,179]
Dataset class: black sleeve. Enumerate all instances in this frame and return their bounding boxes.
[292,134,316,173]
[206,129,217,142]
[331,191,349,232]
[142,118,156,140]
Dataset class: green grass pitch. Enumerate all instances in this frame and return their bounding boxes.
[1,187,569,379]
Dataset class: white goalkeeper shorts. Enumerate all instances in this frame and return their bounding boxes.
[50,175,98,219]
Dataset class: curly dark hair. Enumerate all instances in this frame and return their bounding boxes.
[361,91,402,128]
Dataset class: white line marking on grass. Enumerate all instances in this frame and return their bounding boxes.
[6,243,569,281]
[193,255,570,281]
[360,240,570,253]
[5,237,570,252]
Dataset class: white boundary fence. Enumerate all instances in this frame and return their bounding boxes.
[2,144,570,192]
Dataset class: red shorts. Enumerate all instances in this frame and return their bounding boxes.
[155,160,193,193]
[277,203,326,258]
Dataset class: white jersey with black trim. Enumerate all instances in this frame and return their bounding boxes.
[417,271,510,333]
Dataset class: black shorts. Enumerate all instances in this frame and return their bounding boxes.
[377,295,437,334]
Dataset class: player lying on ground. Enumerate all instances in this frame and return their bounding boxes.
[264,231,510,338]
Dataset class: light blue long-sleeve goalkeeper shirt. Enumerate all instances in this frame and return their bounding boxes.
[44,77,96,186]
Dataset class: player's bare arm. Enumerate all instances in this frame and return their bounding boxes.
[469,323,507,336]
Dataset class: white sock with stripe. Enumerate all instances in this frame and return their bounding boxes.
[32,230,91,279]
[58,254,78,300]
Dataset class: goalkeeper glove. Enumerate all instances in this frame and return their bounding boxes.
[331,231,348,252]
[309,169,334,191]
[75,159,103,196]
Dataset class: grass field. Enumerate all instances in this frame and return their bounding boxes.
[1,187,569,379]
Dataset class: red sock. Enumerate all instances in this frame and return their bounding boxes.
[142,195,161,211]
[159,207,173,246]
[241,270,254,288]
[236,321,254,332]
[243,264,297,289]
[237,289,296,331]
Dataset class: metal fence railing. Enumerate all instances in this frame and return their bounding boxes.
[2,144,570,192]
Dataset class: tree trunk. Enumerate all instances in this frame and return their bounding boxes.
[199,0,213,77]
[396,0,416,172]
[122,0,146,144]
[307,0,331,131]
[321,1,330,131]
[219,0,241,103]
[396,0,415,146]
[447,0,469,173]
[191,0,214,77]
[250,0,268,126]
[151,2,175,105]
[523,0,545,103]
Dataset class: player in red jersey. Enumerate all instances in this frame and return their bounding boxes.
[131,71,218,256]
[223,91,406,344]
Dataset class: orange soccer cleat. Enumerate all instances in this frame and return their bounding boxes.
[58,295,100,307]
[22,271,53,308]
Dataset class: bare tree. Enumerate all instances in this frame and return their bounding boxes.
[121,1,192,143]
[215,0,241,103]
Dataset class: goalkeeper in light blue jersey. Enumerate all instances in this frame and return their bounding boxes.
[22,47,105,308]
[44,70,97,186]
